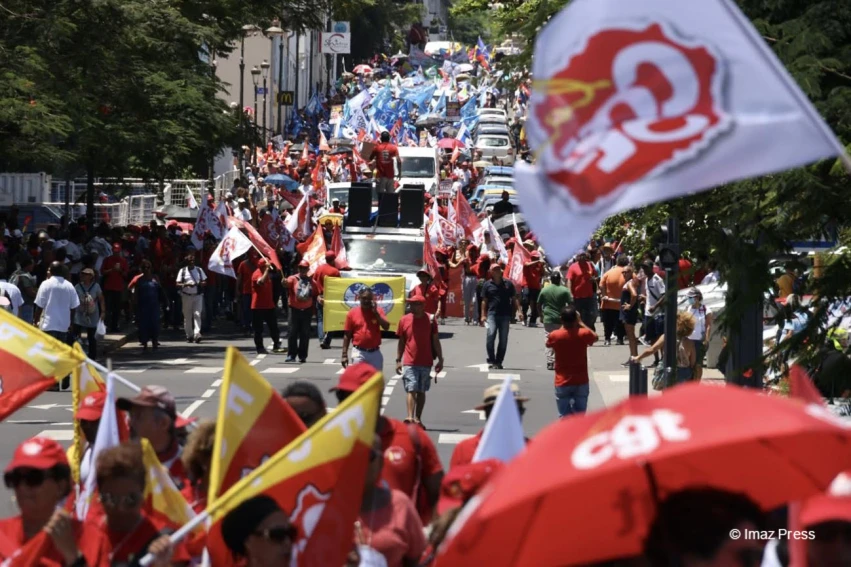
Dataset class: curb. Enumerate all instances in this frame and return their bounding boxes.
[101,329,138,356]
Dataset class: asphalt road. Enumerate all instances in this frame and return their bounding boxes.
[0,315,638,517]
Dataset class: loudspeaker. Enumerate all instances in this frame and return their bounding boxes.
[399,189,425,229]
[347,184,373,227]
[377,192,399,228]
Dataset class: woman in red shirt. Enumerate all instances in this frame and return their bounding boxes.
[0,437,110,566]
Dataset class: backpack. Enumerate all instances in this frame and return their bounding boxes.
[295,276,312,302]
[80,284,97,315]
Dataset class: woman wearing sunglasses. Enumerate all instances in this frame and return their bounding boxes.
[221,494,297,565]
[94,442,190,566]
[0,437,110,566]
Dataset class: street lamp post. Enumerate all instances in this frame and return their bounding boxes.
[265,20,284,136]
[261,59,270,149]
[239,24,260,175]
[209,53,217,196]
[251,66,261,167]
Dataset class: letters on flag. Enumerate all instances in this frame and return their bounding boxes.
[0,310,86,421]
[205,367,383,567]
[206,347,307,565]
[227,216,282,270]
[208,227,253,278]
[516,0,848,263]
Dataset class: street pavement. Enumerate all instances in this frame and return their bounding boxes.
[0,315,642,517]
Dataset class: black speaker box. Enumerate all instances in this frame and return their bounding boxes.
[377,192,399,228]
[347,184,373,227]
[399,189,425,229]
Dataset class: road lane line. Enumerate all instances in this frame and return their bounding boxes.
[36,430,75,441]
[263,367,300,374]
[181,400,205,417]
[438,433,475,445]
[388,379,399,387]
[487,373,520,381]
[256,354,267,359]
[382,396,390,407]
[383,386,394,396]
[211,379,223,387]
[185,367,223,374]
[202,389,216,398]
[323,358,336,364]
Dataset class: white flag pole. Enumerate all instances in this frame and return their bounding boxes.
[139,510,212,566]
[85,357,141,393]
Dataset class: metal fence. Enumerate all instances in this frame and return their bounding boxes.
[43,201,129,226]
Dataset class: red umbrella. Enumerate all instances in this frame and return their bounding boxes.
[435,383,851,567]
[352,64,373,75]
[437,137,465,150]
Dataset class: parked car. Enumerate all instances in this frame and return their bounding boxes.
[475,135,515,165]
[474,124,510,138]
[477,108,508,120]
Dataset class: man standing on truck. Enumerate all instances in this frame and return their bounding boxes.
[372,131,401,194]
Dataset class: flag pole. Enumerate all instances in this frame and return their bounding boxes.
[86,357,141,393]
[139,510,212,566]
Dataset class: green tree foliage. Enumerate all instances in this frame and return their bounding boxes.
[333,0,422,63]
[447,10,493,47]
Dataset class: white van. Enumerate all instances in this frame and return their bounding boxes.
[398,146,440,194]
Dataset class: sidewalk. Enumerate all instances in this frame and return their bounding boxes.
[101,326,138,357]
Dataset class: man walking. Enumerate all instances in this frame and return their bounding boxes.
[371,131,401,194]
[599,255,629,346]
[285,260,319,363]
[236,252,258,335]
[313,251,340,349]
[546,306,599,417]
[521,251,545,326]
[538,272,573,370]
[341,287,390,373]
[176,252,206,343]
[396,293,444,428]
[251,258,284,354]
[642,261,666,364]
[34,262,79,389]
[101,243,128,333]
[566,248,598,328]
[480,265,519,370]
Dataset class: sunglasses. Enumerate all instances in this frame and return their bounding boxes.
[99,492,143,509]
[254,525,298,544]
[4,468,50,489]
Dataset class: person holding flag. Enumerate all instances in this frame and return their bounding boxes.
[285,260,319,363]
[313,251,341,350]
[251,258,284,355]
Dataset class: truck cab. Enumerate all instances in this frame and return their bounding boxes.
[340,227,425,295]
[398,147,440,195]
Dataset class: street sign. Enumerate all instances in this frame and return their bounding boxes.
[277,91,294,106]
[255,87,268,95]
[320,32,351,54]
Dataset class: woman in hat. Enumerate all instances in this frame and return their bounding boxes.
[74,267,105,359]
[0,437,111,566]
[221,495,296,566]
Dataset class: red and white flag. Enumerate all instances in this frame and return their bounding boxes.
[285,192,312,240]
[515,0,850,263]
[227,216,283,270]
[330,224,350,269]
[186,188,199,209]
[506,217,530,288]
[319,131,331,152]
[299,226,328,276]
[208,227,253,278]
[456,192,483,243]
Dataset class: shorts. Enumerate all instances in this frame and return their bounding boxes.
[402,366,432,393]
[375,177,395,193]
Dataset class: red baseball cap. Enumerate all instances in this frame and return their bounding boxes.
[75,391,106,421]
[117,385,176,418]
[436,459,503,515]
[330,362,378,393]
[325,251,337,260]
[801,472,851,527]
[112,243,122,252]
[298,259,310,268]
[5,437,69,472]
[407,293,426,304]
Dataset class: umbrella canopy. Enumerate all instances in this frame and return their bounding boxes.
[437,138,465,150]
[473,160,491,169]
[263,173,300,191]
[329,146,353,155]
[352,64,373,75]
[435,383,851,567]
[416,114,444,127]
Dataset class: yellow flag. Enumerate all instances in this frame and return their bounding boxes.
[322,276,406,333]
[140,438,198,530]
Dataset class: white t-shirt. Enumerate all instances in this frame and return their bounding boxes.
[646,274,666,313]
[34,276,80,332]
[701,271,720,285]
[177,266,207,296]
[0,280,23,316]
[237,207,252,222]
[688,304,712,341]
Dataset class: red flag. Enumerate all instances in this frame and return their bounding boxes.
[278,189,304,210]
[456,192,483,240]
[506,221,530,288]
[330,224,350,269]
[423,225,444,287]
[1,531,51,566]
[297,226,328,276]
[227,216,282,270]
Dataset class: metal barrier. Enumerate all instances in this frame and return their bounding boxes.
[629,362,648,396]
[214,168,240,202]
[127,195,157,225]
[43,201,128,226]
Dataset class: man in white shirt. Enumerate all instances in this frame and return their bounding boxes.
[176,253,207,343]
[641,261,667,361]
[34,262,80,389]
[0,269,24,316]
[236,198,252,222]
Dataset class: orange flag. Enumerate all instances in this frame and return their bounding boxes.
[204,363,383,567]
[205,347,307,565]
[330,224,350,270]
[0,309,86,420]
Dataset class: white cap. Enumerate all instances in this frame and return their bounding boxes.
[225,192,233,199]
[237,198,246,204]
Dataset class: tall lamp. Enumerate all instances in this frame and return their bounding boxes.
[239,24,260,173]
[265,20,284,137]
[251,65,261,166]
[261,59,271,149]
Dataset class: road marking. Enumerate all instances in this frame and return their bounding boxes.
[461,409,485,421]
[27,404,73,410]
[202,389,217,398]
[263,367,300,374]
[163,358,195,365]
[466,363,490,372]
[609,374,630,383]
[388,379,399,387]
[488,373,520,381]
[383,386,394,396]
[436,371,447,379]
[250,359,261,366]
[36,430,74,441]
[211,379,223,387]
[438,433,475,445]
[382,396,390,407]
[9,420,73,426]
[323,358,336,364]
[185,367,224,374]
[181,400,205,417]
[256,354,267,359]
[119,368,149,374]
[336,368,345,375]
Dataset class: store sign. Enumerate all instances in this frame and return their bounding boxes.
[320,32,351,54]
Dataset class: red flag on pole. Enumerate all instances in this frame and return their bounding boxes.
[330,224,350,269]
[227,216,282,270]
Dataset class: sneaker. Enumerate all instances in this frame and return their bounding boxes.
[494,363,504,370]
[528,322,538,328]
[186,338,194,343]
[272,345,287,354]
[617,339,625,346]
[604,339,611,346]
[488,363,496,369]
[620,360,631,367]
[285,357,297,363]
[257,348,269,355]
[298,358,307,364]
[319,342,331,350]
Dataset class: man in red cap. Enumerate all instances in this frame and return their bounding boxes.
[313,251,340,350]
[101,242,128,333]
[332,363,444,524]
[396,293,443,428]
[117,385,189,489]
[251,258,284,354]
[410,269,442,316]
[521,250,545,327]
[341,286,390,374]
[286,259,319,363]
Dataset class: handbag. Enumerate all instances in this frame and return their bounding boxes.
[652,363,669,391]
[96,320,107,338]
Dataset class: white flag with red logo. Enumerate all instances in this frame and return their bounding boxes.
[515,0,849,263]
[456,192,483,243]
[506,217,530,288]
[208,227,253,278]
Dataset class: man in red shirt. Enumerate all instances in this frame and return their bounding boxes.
[546,305,599,417]
[410,269,442,315]
[341,286,390,374]
[331,363,444,525]
[313,251,341,349]
[371,131,401,194]
[396,293,443,427]
[449,383,529,470]
[101,242,128,333]
[522,251,545,327]
[566,247,598,328]
[250,258,283,354]
[236,253,258,335]
[286,260,319,363]
[116,386,190,489]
